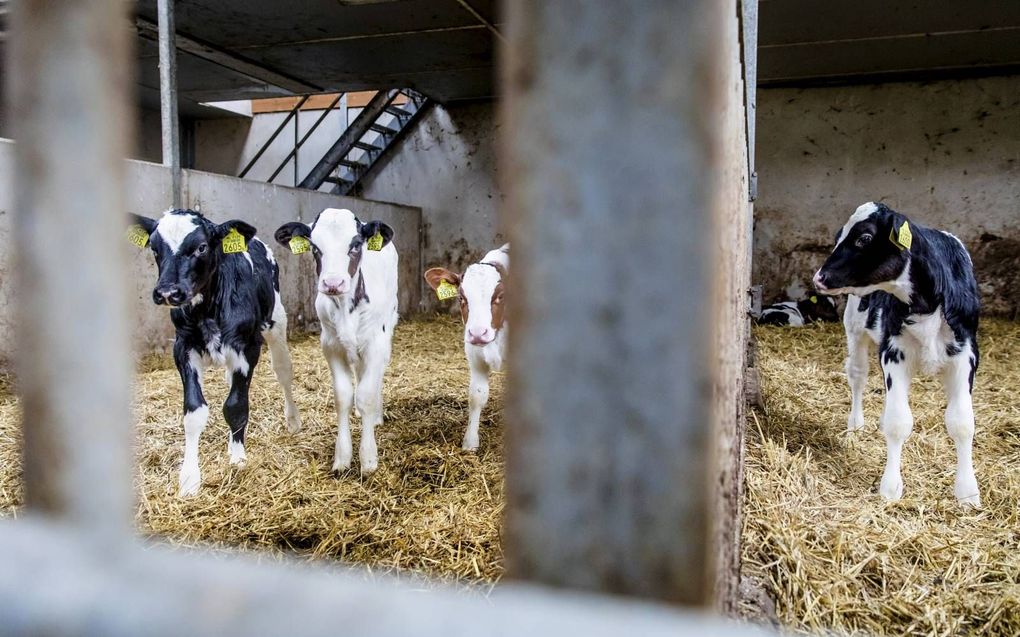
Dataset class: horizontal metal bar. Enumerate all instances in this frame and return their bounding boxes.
[0,521,771,637]
[352,141,382,152]
[136,17,321,94]
[322,176,352,186]
[369,122,399,135]
[338,159,365,169]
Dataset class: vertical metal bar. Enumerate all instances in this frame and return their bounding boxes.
[157,0,181,207]
[293,106,299,186]
[8,0,134,537]
[501,0,723,605]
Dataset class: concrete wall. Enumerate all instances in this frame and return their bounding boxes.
[754,75,1020,316]
[0,139,422,362]
[357,101,503,311]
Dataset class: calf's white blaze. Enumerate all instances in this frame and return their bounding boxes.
[156,212,200,254]
[310,208,359,292]
[461,264,501,341]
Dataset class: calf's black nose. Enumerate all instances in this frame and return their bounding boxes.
[154,286,186,306]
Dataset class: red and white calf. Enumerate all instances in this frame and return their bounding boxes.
[276,208,399,475]
[424,244,509,451]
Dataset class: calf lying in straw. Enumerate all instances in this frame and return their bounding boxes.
[814,202,980,506]
[425,244,509,451]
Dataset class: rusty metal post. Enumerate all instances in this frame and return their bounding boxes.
[7,0,134,538]
[501,0,724,605]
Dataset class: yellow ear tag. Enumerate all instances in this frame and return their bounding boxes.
[366,232,384,251]
[289,236,311,255]
[436,279,458,301]
[126,224,149,248]
[810,295,818,304]
[222,228,247,254]
[890,221,912,250]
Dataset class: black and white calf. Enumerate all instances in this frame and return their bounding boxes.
[131,209,301,496]
[275,208,398,475]
[814,202,980,505]
[756,295,839,326]
[424,243,509,451]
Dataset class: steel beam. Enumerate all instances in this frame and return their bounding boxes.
[501,0,724,605]
[298,89,398,190]
[7,0,134,539]
[137,17,322,95]
[157,0,182,207]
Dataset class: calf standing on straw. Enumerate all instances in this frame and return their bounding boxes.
[425,244,509,451]
[814,202,980,506]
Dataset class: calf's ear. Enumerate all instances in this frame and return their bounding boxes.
[129,213,157,235]
[360,220,394,248]
[215,219,258,243]
[424,267,460,290]
[274,221,312,247]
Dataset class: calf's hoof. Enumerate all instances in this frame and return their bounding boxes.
[847,412,865,432]
[285,408,302,434]
[360,456,378,476]
[178,465,202,497]
[955,477,981,508]
[461,437,479,452]
[228,439,247,467]
[331,456,352,474]
[878,474,904,501]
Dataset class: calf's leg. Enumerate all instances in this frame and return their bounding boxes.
[943,342,980,506]
[845,334,870,431]
[464,362,490,451]
[325,348,355,472]
[262,304,302,433]
[355,339,392,475]
[223,343,261,467]
[879,343,913,501]
[175,344,208,497]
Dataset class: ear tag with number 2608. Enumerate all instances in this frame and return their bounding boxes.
[222,228,247,254]
[436,279,458,301]
[366,232,384,251]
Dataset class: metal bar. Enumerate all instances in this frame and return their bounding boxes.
[501,0,722,605]
[266,92,343,184]
[238,95,309,179]
[453,0,506,43]
[298,89,398,190]
[8,0,133,537]
[136,17,321,95]
[740,0,758,203]
[0,521,771,637]
[336,98,433,196]
[157,0,182,208]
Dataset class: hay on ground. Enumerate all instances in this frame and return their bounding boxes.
[0,316,504,584]
[743,318,1020,636]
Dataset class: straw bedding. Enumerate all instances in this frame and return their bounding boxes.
[744,318,1020,636]
[0,316,504,584]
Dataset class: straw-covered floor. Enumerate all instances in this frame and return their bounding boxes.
[0,316,504,584]
[744,318,1020,636]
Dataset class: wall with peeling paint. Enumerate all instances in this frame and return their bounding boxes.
[755,75,1020,316]
[356,101,504,312]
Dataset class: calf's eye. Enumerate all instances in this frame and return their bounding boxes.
[855,234,872,248]
[196,243,209,255]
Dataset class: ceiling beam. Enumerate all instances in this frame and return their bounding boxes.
[136,16,322,95]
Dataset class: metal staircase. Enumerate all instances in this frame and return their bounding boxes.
[298,89,430,196]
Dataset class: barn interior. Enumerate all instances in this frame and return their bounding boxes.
[0,1,1018,635]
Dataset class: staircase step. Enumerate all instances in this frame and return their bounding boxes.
[353,141,382,152]
[370,123,399,135]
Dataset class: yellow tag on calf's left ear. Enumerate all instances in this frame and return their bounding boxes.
[890,221,912,251]
[289,236,311,254]
[810,295,818,304]
[126,224,149,248]
[436,279,458,301]
[222,228,247,254]
[366,232,384,251]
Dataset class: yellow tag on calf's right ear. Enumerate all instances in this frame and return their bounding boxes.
[436,279,458,301]
[222,228,247,254]
[126,224,149,248]
[889,221,912,251]
[289,236,311,254]
[810,295,818,304]
[366,232,384,251]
